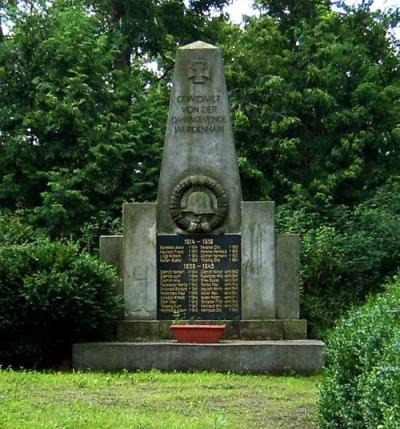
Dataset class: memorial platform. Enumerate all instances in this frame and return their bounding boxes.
[73,340,325,375]
[80,41,327,376]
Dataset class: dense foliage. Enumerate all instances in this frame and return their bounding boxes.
[225,1,400,207]
[278,176,400,336]
[318,275,400,428]
[0,213,121,368]
[0,2,168,241]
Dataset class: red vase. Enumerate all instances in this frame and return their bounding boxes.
[170,324,226,343]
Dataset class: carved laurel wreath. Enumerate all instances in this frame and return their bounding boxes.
[170,175,228,233]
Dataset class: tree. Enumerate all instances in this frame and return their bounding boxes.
[223,0,400,212]
[86,0,231,109]
[0,1,233,240]
[0,1,168,238]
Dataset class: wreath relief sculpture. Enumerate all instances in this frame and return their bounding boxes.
[169,175,229,233]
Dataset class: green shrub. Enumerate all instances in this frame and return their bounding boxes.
[0,210,43,245]
[359,341,400,428]
[318,276,400,428]
[278,177,400,338]
[0,214,121,368]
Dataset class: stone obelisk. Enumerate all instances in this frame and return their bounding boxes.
[101,41,299,325]
[157,41,242,234]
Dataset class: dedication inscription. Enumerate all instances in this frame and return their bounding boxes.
[157,235,241,320]
[172,93,227,135]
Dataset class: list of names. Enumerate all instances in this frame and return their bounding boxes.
[157,235,241,320]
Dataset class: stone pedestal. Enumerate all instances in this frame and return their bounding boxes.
[74,340,325,374]
[242,201,276,319]
[276,234,300,319]
[122,203,157,320]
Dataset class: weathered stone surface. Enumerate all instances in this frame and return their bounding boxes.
[241,201,276,319]
[283,319,307,340]
[116,319,307,341]
[123,203,157,320]
[157,41,242,234]
[239,320,282,340]
[118,321,160,340]
[99,235,123,295]
[276,234,300,319]
[73,340,325,374]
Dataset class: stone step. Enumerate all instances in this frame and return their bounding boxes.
[73,340,325,375]
[117,319,307,341]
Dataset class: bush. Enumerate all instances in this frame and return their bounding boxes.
[0,213,121,368]
[318,276,400,428]
[0,210,43,245]
[278,177,400,338]
[360,341,400,428]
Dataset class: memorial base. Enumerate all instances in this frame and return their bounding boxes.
[73,340,325,374]
[117,319,307,341]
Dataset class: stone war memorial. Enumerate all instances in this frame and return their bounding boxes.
[73,41,325,374]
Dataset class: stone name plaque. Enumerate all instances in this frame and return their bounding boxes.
[157,235,241,320]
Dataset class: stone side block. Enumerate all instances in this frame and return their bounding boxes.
[240,320,283,340]
[73,341,326,374]
[118,321,160,340]
[276,234,300,319]
[241,201,276,319]
[100,235,123,295]
[283,320,307,340]
[123,203,157,320]
[221,321,240,340]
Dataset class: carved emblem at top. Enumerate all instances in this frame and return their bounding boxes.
[188,61,209,84]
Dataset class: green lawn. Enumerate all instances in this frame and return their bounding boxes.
[0,369,319,429]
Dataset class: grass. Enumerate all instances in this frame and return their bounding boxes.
[0,369,320,429]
